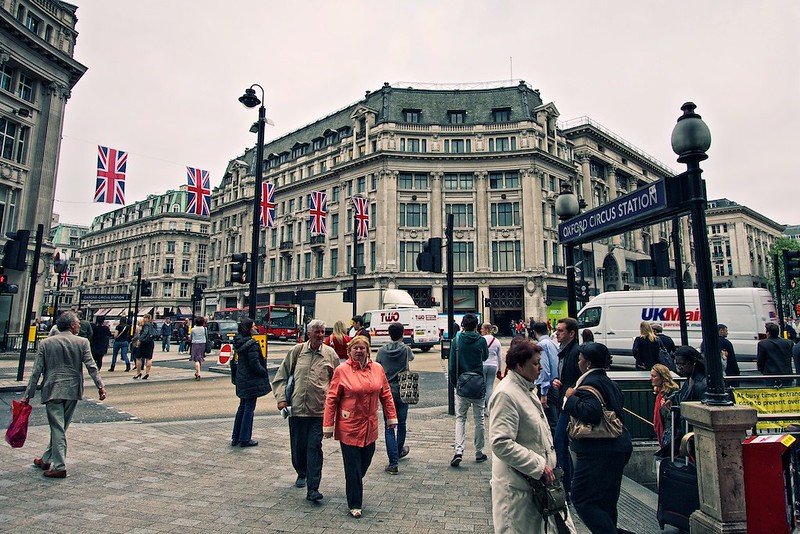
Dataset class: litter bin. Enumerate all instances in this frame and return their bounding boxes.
[742,434,797,534]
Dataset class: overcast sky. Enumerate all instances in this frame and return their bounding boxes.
[53,0,799,228]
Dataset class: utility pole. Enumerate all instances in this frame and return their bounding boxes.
[17,224,43,382]
[445,214,455,416]
[131,267,142,336]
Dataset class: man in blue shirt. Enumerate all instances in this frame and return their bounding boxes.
[532,321,560,434]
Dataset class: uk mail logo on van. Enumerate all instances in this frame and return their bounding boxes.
[641,307,702,327]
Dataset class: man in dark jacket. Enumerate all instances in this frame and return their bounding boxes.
[448,313,489,467]
[160,318,173,352]
[350,315,370,341]
[552,317,581,497]
[758,322,794,386]
[652,324,676,354]
[376,322,415,473]
[701,324,740,387]
[231,318,270,449]
[89,318,112,370]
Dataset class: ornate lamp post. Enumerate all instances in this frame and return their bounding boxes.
[670,102,730,406]
[239,84,266,320]
[555,184,581,318]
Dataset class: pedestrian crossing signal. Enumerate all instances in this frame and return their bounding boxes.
[230,253,248,284]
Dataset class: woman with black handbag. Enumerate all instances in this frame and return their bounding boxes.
[489,339,576,533]
[230,318,269,447]
[563,342,632,533]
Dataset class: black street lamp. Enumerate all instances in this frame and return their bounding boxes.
[671,102,730,406]
[239,85,266,320]
[555,183,581,318]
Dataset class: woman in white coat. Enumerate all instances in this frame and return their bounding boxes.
[489,339,576,534]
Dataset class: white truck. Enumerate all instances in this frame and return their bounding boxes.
[362,307,441,351]
[313,288,417,332]
[577,288,778,369]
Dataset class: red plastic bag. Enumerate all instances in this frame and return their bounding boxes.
[5,400,32,448]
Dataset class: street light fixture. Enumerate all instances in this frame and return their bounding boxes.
[239,84,266,320]
[671,102,730,406]
[555,183,581,318]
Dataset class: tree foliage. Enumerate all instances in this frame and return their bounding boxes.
[770,237,800,319]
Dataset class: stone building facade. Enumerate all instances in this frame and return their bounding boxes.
[704,198,785,288]
[43,218,87,314]
[208,81,690,334]
[79,189,210,321]
[0,0,87,332]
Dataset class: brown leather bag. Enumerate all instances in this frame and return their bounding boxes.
[567,385,624,439]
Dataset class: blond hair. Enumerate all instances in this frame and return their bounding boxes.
[651,363,679,395]
[347,335,371,353]
[640,321,656,342]
[332,320,348,341]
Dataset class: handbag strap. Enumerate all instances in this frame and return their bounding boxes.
[577,385,607,409]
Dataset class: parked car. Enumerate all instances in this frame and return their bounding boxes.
[207,320,238,349]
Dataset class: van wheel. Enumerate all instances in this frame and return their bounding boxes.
[420,346,432,352]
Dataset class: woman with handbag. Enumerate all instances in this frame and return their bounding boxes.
[230,318,270,447]
[323,336,397,518]
[489,339,576,534]
[481,323,501,411]
[563,342,632,533]
[376,322,415,474]
[632,321,660,370]
[189,316,208,379]
[133,314,157,380]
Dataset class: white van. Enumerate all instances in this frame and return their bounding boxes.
[577,288,777,369]
[362,307,440,351]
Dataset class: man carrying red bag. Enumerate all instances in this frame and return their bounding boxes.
[21,311,106,478]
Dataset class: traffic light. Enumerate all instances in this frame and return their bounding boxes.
[140,279,152,297]
[416,238,443,273]
[2,230,30,271]
[192,285,204,301]
[343,286,354,303]
[0,273,18,294]
[576,280,591,300]
[784,249,800,288]
[651,242,671,277]
[230,253,248,284]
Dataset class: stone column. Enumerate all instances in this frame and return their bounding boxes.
[520,168,536,270]
[475,171,490,272]
[384,171,399,271]
[430,171,443,237]
[681,402,757,534]
[606,165,622,246]
[577,153,593,206]
[364,116,371,155]
[532,170,545,270]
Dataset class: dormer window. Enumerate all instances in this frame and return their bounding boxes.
[403,109,421,123]
[448,110,466,124]
[492,108,511,123]
[25,13,41,35]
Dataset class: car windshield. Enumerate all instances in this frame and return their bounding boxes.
[217,321,238,331]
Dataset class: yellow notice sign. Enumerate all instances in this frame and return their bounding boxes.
[28,326,37,342]
[781,435,797,447]
[252,334,267,358]
[733,387,800,431]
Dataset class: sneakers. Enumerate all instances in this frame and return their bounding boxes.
[399,445,410,459]
[476,453,488,463]
[384,464,398,474]
[306,490,324,502]
[450,454,463,467]
[294,476,306,488]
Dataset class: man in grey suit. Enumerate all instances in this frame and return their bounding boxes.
[22,311,106,478]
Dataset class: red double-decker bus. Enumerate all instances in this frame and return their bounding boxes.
[213,304,299,340]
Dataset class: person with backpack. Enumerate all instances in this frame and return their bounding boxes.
[448,313,489,467]
[89,317,112,370]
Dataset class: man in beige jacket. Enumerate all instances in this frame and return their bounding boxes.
[273,319,339,502]
[23,311,106,478]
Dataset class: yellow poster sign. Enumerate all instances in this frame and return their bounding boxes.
[252,334,267,358]
[28,326,37,342]
[733,387,800,431]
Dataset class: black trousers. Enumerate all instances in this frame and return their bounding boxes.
[571,449,631,533]
[340,442,375,510]
[289,416,323,491]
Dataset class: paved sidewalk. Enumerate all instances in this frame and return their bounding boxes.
[1,403,670,533]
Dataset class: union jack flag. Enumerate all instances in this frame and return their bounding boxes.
[353,196,370,240]
[186,167,211,216]
[260,182,276,228]
[309,191,327,236]
[94,145,127,204]
[59,264,71,287]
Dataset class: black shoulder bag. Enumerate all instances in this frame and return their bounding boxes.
[513,467,571,534]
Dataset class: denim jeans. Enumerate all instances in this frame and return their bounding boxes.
[178,340,186,353]
[231,397,257,443]
[554,410,573,495]
[483,365,498,411]
[384,391,409,466]
[111,341,129,368]
[162,336,171,352]
[454,394,485,457]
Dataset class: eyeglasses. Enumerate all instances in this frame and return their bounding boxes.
[675,361,693,368]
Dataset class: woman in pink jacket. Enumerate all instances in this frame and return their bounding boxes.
[323,336,398,518]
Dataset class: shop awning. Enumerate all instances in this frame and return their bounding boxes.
[142,307,155,317]
[107,307,127,317]
[94,308,110,316]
